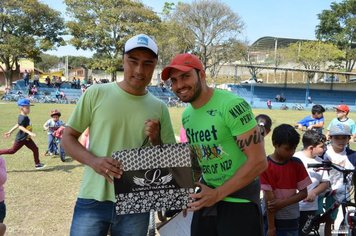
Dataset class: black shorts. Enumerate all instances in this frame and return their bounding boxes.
[191,201,263,236]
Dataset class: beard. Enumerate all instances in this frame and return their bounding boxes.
[177,76,203,103]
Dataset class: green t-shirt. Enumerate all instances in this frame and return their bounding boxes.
[67,82,176,202]
[182,89,257,202]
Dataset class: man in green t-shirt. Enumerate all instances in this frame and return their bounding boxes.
[62,34,176,236]
[162,53,267,236]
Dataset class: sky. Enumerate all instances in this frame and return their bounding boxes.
[41,0,339,57]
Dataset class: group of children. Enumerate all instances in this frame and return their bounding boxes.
[260,103,356,236]
[0,98,66,169]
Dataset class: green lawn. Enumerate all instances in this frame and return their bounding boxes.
[0,102,355,235]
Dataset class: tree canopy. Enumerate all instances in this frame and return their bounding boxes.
[171,0,244,77]
[316,0,356,79]
[0,0,65,87]
[285,41,344,81]
[65,0,161,80]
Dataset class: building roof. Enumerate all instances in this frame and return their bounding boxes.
[250,36,312,51]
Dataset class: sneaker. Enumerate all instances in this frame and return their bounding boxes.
[35,163,46,170]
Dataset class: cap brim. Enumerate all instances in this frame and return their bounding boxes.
[334,107,348,112]
[161,65,195,81]
[330,132,351,136]
[125,47,157,57]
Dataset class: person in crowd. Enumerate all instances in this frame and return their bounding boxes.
[45,76,51,87]
[76,78,81,89]
[307,96,312,104]
[320,123,354,236]
[0,156,7,223]
[161,53,267,235]
[43,109,65,156]
[62,34,176,235]
[30,85,38,96]
[23,70,30,86]
[0,98,45,169]
[52,76,57,86]
[260,124,311,236]
[55,88,62,100]
[71,78,77,89]
[80,84,87,94]
[255,114,272,137]
[326,104,356,142]
[294,130,329,236]
[295,104,325,134]
[267,99,272,109]
[33,72,40,87]
[56,77,62,88]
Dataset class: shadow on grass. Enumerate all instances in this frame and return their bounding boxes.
[7,160,83,173]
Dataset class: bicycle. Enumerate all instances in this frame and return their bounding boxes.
[280,103,289,110]
[292,103,304,110]
[302,161,356,236]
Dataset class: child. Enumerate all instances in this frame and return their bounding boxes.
[43,109,65,156]
[0,156,6,223]
[294,130,329,236]
[326,104,356,142]
[320,123,354,236]
[53,126,66,162]
[256,114,272,137]
[260,124,311,236]
[0,98,45,169]
[296,104,325,134]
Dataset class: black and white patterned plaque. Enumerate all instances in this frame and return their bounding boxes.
[112,143,195,215]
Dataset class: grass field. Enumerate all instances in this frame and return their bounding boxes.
[0,102,355,235]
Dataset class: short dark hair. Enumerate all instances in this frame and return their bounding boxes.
[311,104,325,115]
[255,114,272,132]
[302,130,326,149]
[272,124,300,147]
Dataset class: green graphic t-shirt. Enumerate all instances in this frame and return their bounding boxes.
[182,89,257,202]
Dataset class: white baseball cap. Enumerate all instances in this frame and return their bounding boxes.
[124,34,158,56]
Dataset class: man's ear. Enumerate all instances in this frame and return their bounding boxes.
[199,70,206,80]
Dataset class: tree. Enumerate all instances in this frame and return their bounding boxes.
[172,0,244,74]
[155,2,195,69]
[65,0,161,81]
[0,0,65,87]
[208,38,247,82]
[35,54,61,72]
[316,0,356,81]
[285,41,343,82]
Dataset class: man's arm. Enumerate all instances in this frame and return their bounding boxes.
[188,126,267,210]
[217,126,267,197]
[304,182,329,202]
[62,127,122,183]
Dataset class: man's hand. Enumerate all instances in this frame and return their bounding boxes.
[89,158,123,183]
[187,182,220,211]
[144,119,161,145]
[3,132,11,138]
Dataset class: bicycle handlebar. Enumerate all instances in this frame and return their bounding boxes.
[307,161,356,174]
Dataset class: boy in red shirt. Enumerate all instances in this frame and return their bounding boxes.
[261,124,311,236]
